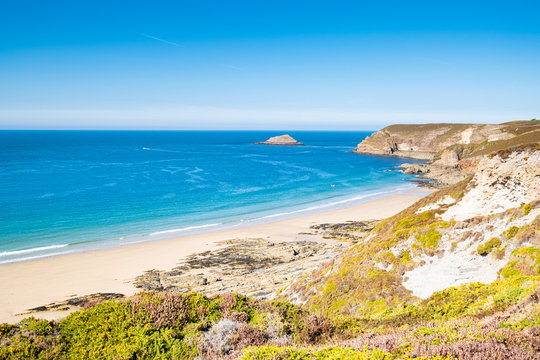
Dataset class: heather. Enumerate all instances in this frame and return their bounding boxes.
[1,272,538,359]
[0,292,336,359]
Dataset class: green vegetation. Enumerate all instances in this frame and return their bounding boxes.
[503,226,520,239]
[241,346,453,359]
[500,247,540,278]
[522,203,532,215]
[476,237,502,256]
[416,229,442,249]
[485,141,540,159]
[0,292,334,359]
[3,256,537,359]
[499,304,540,331]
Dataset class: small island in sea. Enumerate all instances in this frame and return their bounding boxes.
[254,134,304,146]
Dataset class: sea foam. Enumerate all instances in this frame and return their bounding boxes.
[0,244,70,258]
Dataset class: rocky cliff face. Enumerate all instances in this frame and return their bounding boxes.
[403,145,540,297]
[354,122,537,160]
[357,121,539,190]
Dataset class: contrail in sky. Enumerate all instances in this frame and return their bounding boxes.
[141,33,184,47]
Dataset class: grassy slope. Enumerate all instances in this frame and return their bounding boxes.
[433,130,540,161]
[358,120,539,159]
[0,292,337,359]
[465,130,540,158]
[291,180,539,322]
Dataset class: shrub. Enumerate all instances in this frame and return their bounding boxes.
[504,226,520,239]
[240,345,454,359]
[476,237,502,256]
[130,291,189,328]
[297,314,334,343]
[500,247,540,277]
[230,323,269,350]
[0,323,14,338]
[416,229,442,249]
[204,319,240,355]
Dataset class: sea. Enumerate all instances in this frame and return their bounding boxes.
[0,131,423,264]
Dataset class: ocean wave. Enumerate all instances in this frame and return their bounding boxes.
[142,147,183,153]
[0,244,70,258]
[0,250,75,265]
[161,193,176,199]
[230,186,264,195]
[240,185,414,223]
[150,223,223,236]
[250,191,387,221]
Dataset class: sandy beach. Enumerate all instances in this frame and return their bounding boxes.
[0,193,424,324]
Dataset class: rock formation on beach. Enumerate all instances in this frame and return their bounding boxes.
[255,134,304,145]
[133,238,344,298]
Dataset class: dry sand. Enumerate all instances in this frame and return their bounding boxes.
[0,193,424,323]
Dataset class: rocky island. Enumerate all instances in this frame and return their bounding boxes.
[255,134,304,146]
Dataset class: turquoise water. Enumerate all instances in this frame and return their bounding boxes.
[0,131,420,264]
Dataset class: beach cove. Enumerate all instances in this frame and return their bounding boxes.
[0,192,424,323]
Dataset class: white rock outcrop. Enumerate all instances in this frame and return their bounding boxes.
[402,146,540,299]
[442,150,540,221]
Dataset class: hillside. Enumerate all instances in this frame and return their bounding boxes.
[280,143,540,358]
[288,143,539,307]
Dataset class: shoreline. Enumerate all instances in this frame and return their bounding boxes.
[0,192,426,324]
[0,183,423,266]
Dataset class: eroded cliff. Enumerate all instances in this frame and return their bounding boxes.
[354,120,539,162]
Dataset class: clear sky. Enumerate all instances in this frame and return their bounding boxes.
[1,0,539,130]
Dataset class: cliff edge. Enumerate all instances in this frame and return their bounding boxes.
[354,121,539,161]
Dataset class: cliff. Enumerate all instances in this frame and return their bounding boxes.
[354,121,539,161]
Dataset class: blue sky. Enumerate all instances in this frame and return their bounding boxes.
[1,0,539,130]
